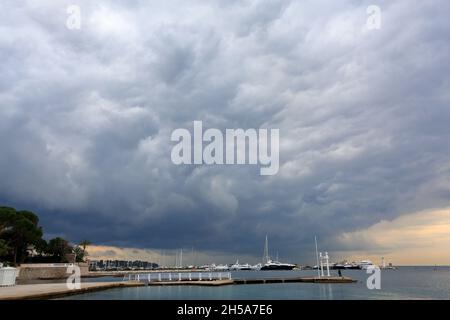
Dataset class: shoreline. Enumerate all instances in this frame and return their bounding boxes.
[2,276,356,300]
[0,281,144,300]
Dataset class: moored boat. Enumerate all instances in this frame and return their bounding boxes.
[260,235,296,271]
[230,260,253,271]
[359,260,375,270]
[261,259,296,270]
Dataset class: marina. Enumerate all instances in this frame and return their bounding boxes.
[59,267,450,300]
[86,236,395,274]
[1,266,449,300]
[0,231,431,301]
[0,270,356,300]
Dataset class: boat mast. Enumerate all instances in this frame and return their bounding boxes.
[315,236,320,278]
[263,235,270,264]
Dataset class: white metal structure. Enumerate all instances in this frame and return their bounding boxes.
[359,260,375,270]
[324,252,331,277]
[318,250,331,277]
[124,272,232,282]
[0,267,19,287]
[319,252,324,276]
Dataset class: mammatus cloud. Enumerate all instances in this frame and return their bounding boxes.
[1,0,450,264]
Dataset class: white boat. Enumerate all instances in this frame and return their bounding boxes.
[213,264,230,271]
[261,259,296,270]
[260,235,295,271]
[230,260,253,271]
[239,263,253,270]
[199,264,211,270]
[359,260,375,270]
[343,262,359,269]
[203,264,228,271]
[251,263,262,271]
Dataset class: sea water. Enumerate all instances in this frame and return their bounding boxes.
[62,266,450,300]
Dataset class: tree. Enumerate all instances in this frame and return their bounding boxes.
[0,208,14,258]
[79,240,91,252]
[0,239,9,257]
[0,207,43,265]
[76,240,91,262]
[0,207,16,233]
[34,238,48,256]
[46,237,73,262]
[73,245,86,262]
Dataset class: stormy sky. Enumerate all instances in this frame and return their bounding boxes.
[1,0,450,264]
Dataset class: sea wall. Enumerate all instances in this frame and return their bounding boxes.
[17,263,89,280]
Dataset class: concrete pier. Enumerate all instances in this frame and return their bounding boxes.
[0,276,356,300]
[0,281,144,300]
[303,276,357,283]
[234,276,356,285]
[148,279,234,286]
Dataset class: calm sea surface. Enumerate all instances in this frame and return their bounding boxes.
[62,267,450,300]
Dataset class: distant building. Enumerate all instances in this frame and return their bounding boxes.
[89,259,158,271]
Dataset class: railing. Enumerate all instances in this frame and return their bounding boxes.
[124,272,232,282]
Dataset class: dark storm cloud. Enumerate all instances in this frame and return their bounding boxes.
[1,0,450,262]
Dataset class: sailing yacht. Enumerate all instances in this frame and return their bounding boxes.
[260,235,296,271]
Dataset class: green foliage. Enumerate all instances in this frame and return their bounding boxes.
[73,240,92,262]
[0,239,9,257]
[0,206,43,264]
[79,240,91,251]
[0,206,16,232]
[0,206,93,264]
[73,245,88,262]
[46,237,73,262]
[34,238,48,255]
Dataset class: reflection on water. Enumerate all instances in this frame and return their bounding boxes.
[318,284,334,300]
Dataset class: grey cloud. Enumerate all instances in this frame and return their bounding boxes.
[1,0,450,263]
